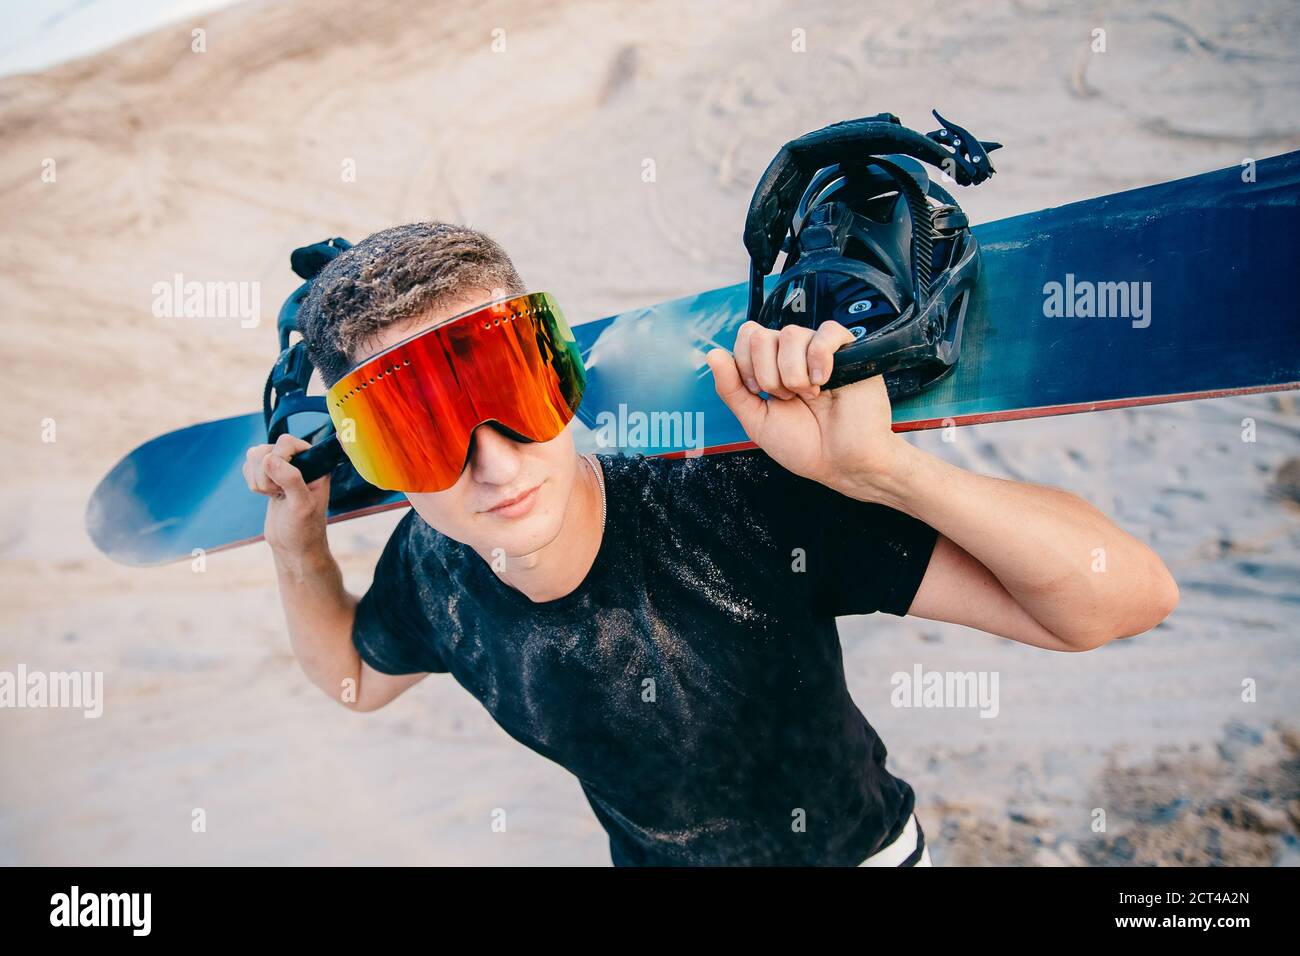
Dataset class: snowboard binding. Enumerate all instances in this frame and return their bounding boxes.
[743,109,1000,397]
[264,237,371,499]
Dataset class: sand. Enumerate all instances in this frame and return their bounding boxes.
[1,0,1298,865]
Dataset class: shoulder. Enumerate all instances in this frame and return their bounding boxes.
[386,507,436,555]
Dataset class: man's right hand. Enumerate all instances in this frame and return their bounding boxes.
[243,434,331,560]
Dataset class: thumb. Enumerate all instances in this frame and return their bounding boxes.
[705,347,768,439]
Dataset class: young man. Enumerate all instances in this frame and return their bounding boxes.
[245,221,1179,867]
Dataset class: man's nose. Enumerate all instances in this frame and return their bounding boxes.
[467,422,525,478]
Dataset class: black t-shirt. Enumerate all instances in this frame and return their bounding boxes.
[353,449,937,866]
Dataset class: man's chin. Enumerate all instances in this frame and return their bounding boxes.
[479,509,565,558]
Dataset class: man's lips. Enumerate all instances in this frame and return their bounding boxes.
[483,482,543,518]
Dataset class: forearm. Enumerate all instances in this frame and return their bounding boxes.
[273,545,363,701]
[843,440,1178,647]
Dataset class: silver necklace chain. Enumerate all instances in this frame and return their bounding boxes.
[583,453,606,531]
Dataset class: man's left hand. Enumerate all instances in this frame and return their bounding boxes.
[705,320,907,502]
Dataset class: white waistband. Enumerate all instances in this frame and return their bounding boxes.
[858,813,928,867]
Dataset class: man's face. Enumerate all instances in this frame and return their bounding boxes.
[348,292,582,558]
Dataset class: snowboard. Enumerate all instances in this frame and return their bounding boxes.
[87,151,1300,566]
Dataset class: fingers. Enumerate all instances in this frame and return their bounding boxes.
[705,347,767,435]
[775,325,817,398]
[731,322,761,396]
[264,451,314,506]
[807,320,857,386]
[744,323,798,399]
[243,434,315,501]
[243,444,276,495]
[731,321,852,400]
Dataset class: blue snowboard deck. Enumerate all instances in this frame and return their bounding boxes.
[88,152,1300,565]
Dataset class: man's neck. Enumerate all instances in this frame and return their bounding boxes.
[476,456,604,603]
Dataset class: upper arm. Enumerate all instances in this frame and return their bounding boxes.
[906,535,1084,652]
[349,514,452,694]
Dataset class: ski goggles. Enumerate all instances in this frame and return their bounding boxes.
[325,292,586,492]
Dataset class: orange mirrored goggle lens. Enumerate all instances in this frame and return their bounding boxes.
[326,292,585,492]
